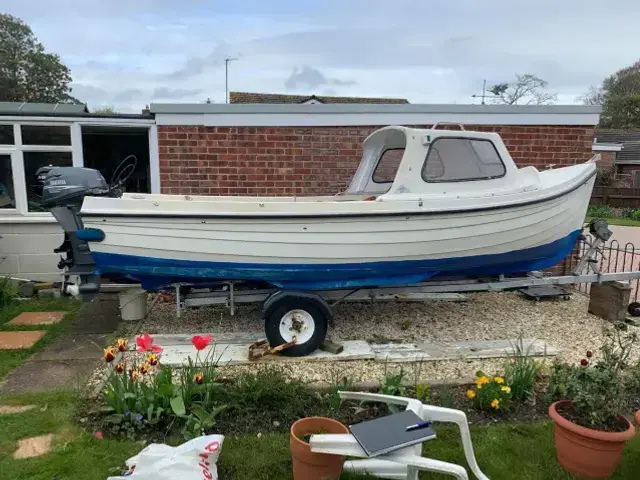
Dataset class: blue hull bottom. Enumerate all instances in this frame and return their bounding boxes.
[92,230,581,291]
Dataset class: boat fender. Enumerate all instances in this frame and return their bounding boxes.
[262,290,333,325]
[76,228,105,242]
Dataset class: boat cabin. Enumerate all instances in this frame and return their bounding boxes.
[344,125,539,199]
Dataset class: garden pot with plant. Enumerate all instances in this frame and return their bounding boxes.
[290,416,349,480]
[547,325,637,479]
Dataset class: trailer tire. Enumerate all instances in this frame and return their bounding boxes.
[264,298,328,357]
[628,302,640,317]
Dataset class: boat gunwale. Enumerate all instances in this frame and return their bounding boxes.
[80,168,596,220]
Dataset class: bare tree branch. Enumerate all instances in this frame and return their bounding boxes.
[489,74,557,105]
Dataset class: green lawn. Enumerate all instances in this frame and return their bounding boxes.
[586,217,640,227]
[0,298,80,380]
[1,390,639,480]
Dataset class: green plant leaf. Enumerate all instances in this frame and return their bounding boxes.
[104,414,124,425]
[123,392,136,400]
[170,395,186,416]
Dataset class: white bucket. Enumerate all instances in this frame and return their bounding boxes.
[119,288,148,321]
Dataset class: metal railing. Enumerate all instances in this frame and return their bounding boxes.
[563,235,640,301]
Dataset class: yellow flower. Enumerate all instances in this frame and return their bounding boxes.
[146,353,159,366]
[501,386,511,393]
[466,389,476,399]
[493,377,504,384]
[131,370,142,381]
[476,376,489,387]
[491,399,500,409]
[139,363,151,375]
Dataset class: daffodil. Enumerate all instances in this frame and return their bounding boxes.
[494,377,504,384]
[466,389,476,399]
[491,399,500,409]
[475,376,489,386]
[501,386,511,393]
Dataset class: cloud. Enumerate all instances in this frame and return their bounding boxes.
[151,87,204,100]
[283,65,357,90]
[3,0,640,109]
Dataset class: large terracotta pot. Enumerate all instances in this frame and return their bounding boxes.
[549,400,635,479]
[290,416,349,480]
[635,410,640,429]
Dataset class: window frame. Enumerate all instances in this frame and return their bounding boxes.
[0,119,158,217]
[421,136,507,183]
[372,147,405,184]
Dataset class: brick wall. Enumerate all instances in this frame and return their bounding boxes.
[158,125,595,196]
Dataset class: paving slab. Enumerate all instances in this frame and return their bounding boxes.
[0,331,46,349]
[8,311,66,326]
[0,405,36,414]
[0,360,100,395]
[69,293,121,334]
[31,334,110,361]
[13,434,53,459]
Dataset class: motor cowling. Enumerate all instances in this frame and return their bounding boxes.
[37,166,110,208]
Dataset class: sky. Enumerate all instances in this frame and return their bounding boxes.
[4,0,640,112]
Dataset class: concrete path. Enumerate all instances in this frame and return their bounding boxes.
[0,294,122,395]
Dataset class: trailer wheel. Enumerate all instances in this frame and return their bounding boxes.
[264,297,328,357]
[628,302,640,317]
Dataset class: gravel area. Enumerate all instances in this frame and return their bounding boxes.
[104,291,640,385]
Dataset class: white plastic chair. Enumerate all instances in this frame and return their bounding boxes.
[309,391,490,480]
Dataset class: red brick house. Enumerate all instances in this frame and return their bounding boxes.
[229,92,409,104]
[150,103,600,197]
[592,129,640,186]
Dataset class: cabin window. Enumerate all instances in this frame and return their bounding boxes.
[422,137,505,182]
[372,148,404,183]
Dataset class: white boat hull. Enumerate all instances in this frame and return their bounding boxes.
[81,174,595,291]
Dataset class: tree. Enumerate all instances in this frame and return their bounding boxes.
[488,74,557,105]
[0,13,77,103]
[596,60,640,128]
[92,106,117,114]
[578,85,605,106]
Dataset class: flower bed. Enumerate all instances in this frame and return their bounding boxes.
[88,327,640,445]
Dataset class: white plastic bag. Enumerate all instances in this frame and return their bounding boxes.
[107,434,224,480]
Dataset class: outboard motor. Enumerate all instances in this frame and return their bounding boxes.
[38,166,114,299]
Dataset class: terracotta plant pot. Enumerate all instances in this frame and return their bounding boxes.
[290,416,349,480]
[549,400,635,479]
[635,410,640,429]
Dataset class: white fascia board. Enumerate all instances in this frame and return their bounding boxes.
[155,111,600,127]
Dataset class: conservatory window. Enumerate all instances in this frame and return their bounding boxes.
[422,137,506,182]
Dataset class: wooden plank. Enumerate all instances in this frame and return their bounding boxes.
[159,340,374,367]
[127,332,265,349]
[371,339,558,362]
[320,340,344,354]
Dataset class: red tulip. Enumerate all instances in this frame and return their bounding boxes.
[580,358,588,367]
[192,334,212,351]
[136,333,163,353]
[586,350,593,358]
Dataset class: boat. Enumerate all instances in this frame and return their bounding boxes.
[42,124,597,295]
